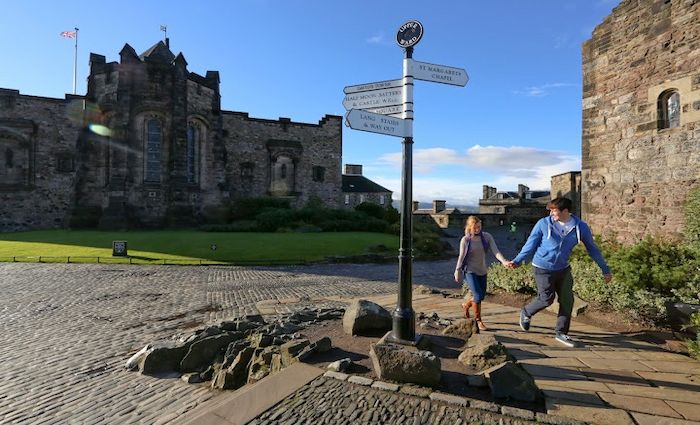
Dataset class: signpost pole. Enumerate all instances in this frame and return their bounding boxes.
[391,45,417,343]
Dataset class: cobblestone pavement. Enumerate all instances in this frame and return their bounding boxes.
[247,376,539,425]
[0,261,429,424]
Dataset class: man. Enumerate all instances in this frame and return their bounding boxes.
[506,197,612,347]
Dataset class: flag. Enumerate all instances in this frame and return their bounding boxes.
[160,25,167,32]
[60,30,76,38]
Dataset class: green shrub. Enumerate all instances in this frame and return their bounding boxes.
[606,237,697,293]
[199,220,259,232]
[295,224,323,233]
[684,185,700,247]
[487,263,536,294]
[256,209,297,232]
[685,312,700,361]
[355,202,386,219]
[384,205,400,225]
[230,197,291,220]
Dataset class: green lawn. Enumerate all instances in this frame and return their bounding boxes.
[0,230,399,265]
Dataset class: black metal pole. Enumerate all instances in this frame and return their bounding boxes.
[391,46,416,343]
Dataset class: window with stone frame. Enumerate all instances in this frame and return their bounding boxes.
[186,124,200,184]
[344,194,350,205]
[312,166,325,182]
[240,162,254,182]
[144,119,162,183]
[379,194,385,205]
[57,153,74,173]
[658,89,681,130]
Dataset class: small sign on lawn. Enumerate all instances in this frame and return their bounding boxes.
[112,241,128,257]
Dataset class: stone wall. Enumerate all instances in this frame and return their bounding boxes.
[0,40,344,232]
[551,172,581,216]
[224,113,342,210]
[0,90,82,231]
[582,0,700,243]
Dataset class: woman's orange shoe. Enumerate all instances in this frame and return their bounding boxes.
[461,301,471,318]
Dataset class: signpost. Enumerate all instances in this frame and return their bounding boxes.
[409,59,469,87]
[343,20,467,345]
[346,109,407,138]
[342,87,404,111]
[343,78,403,95]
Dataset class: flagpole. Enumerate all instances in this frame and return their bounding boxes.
[73,27,79,95]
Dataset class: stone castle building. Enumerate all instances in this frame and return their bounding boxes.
[341,164,392,209]
[0,40,345,231]
[479,184,550,223]
[582,0,700,243]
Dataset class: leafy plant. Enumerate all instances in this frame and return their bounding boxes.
[684,312,700,361]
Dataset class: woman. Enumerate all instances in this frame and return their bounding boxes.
[453,216,509,330]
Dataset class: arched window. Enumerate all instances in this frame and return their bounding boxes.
[658,89,680,130]
[145,119,162,182]
[186,125,199,184]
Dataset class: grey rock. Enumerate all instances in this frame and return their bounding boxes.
[212,346,255,390]
[125,345,153,371]
[251,333,274,348]
[288,310,315,323]
[369,342,441,387]
[223,339,249,368]
[342,299,392,336]
[280,339,310,366]
[483,361,540,402]
[327,358,353,373]
[181,373,203,384]
[139,340,190,375]
[442,319,478,340]
[310,336,332,353]
[181,332,243,373]
[457,334,513,373]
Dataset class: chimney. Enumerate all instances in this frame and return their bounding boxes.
[165,37,170,49]
[518,184,529,198]
[432,200,446,213]
[490,186,497,198]
[412,201,419,212]
[482,185,490,200]
[344,164,363,175]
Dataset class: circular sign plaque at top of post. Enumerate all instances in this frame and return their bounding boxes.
[396,20,423,48]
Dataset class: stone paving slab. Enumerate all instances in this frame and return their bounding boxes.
[597,392,682,418]
[545,398,635,425]
[632,412,700,425]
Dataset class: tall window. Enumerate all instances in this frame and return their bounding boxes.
[186,125,198,184]
[145,119,162,182]
[658,89,680,130]
[379,194,385,205]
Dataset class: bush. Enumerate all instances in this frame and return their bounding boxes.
[255,209,297,232]
[384,205,400,225]
[199,220,259,232]
[606,237,698,293]
[295,224,322,233]
[230,197,291,220]
[488,263,536,294]
[355,202,386,219]
[685,312,700,361]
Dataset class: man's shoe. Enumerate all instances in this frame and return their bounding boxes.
[555,333,575,348]
[519,309,531,331]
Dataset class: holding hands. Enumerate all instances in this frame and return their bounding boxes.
[504,260,519,269]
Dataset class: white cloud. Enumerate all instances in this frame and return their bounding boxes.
[513,82,575,97]
[371,145,581,205]
[366,33,385,44]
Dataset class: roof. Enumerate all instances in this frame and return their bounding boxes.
[139,41,175,63]
[342,175,392,193]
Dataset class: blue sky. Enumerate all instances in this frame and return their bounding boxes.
[0,0,619,206]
